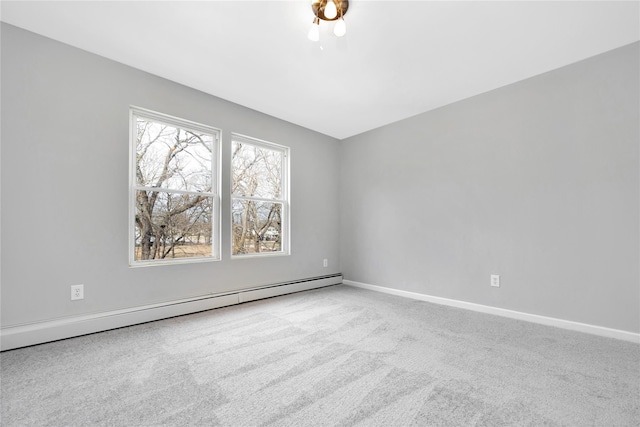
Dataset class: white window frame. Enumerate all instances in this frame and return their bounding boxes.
[129,106,221,267]
[231,133,290,258]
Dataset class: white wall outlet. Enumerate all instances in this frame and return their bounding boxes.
[490,275,500,288]
[71,284,84,300]
[323,259,328,268]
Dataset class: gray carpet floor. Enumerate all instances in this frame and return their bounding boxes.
[1,284,639,426]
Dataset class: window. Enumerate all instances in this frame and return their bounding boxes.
[231,134,289,256]
[130,107,220,266]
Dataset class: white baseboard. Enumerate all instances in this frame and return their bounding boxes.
[1,274,343,351]
[344,280,640,344]
[238,275,343,303]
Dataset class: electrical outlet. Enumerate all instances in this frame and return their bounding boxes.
[323,259,328,268]
[71,284,84,300]
[490,275,500,288]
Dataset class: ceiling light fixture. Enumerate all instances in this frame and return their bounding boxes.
[308,0,349,41]
[324,0,338,19]
[308,16,320,42]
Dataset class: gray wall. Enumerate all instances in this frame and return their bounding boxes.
[1,24,341,327]
[2,23,638,335]
[340,42,639,333]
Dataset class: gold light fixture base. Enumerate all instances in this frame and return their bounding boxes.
[311,0,349,21]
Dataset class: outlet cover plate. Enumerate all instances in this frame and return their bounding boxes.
[71,284,84,300]
[490,275,500,288]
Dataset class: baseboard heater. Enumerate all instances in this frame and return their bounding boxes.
[0,274,343,352]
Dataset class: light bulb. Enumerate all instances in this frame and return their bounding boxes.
[334,17,346,37]
[324,0,338,19]
[308,18,320,41]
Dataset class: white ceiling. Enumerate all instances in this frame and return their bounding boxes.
[1,1,638,139]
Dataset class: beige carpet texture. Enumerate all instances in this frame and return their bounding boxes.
[1,284,639,426]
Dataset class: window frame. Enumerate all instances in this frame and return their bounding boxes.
[129,106,222,267]
[230,133,290,259]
